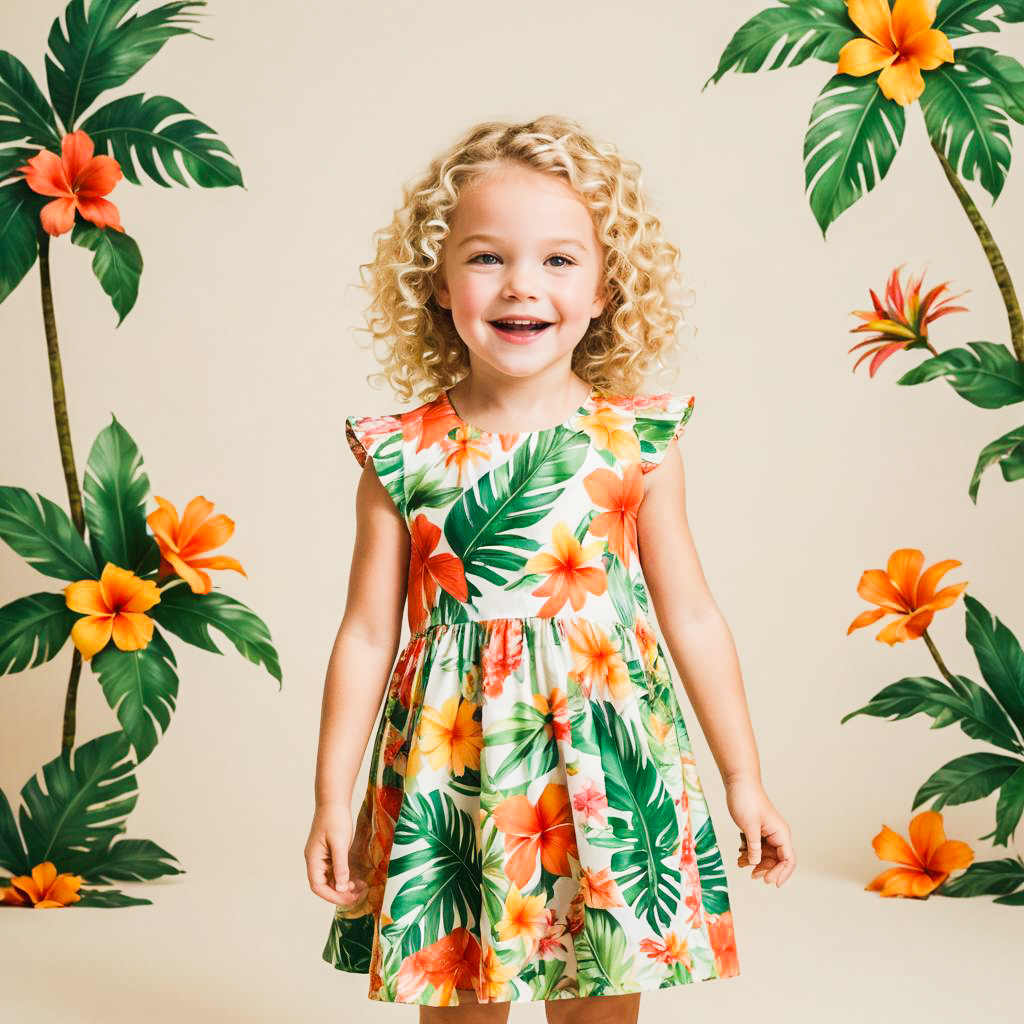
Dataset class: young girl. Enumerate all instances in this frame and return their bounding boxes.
[306,115,795,1021]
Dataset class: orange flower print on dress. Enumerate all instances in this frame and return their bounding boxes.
[406,695,482,778]
[837,0,954,107]
[579,867,625,908]
[407,514,469,632]
[1,861,82,907]
[147,495,247,595]
[480,944,517,1001]
[866,809,973,898]
[706,910,740,977]
[64,562,161,661]
[395,927,482,1006]
[492,782,579,889]
[566,618,632,702]
[496,881,550,953]
[18,130,124,236]
[441,425,493,485]
[532,687,570,742]
[524,520,607,616]
[481,618,524,698]
[579,403,641,463]
[583,463,644,568]
[639,932,692,969]
[847,547,967,645]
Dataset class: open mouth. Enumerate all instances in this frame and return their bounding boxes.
[488,319,554,336]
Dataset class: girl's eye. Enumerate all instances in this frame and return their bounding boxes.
[468,253,576,267]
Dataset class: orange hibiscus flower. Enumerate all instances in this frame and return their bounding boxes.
[847,547,967,644]
[566,619,632,701]
[639,931,692,968]
[407,514,469,631]
[866,809,973,897]
[147,495,247,595]
[407,695,482,778]
[525,520,607,616]
[837,0,954,106]
[64,562,160,660]
[532,687,570,743]
[1,861,83,907]
[495,881,550,951]
[579,867,625,908]
[579,404,641,462]
[492,782,579,889]
[18,129,124,236]
[394,926,481,1005]
[583,463,644,568]
[707,910,740,977]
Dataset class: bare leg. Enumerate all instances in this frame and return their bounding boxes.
[544,993,641,1024]
[419,988,511,1024]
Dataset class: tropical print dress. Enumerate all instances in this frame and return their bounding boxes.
[322,386,740,1006]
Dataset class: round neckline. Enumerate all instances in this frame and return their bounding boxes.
[441,385,598,436]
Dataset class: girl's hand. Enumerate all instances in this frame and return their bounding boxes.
[724,776,796,888]
[304,802,369,908]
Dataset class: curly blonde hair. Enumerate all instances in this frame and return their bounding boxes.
[353,114,697,404]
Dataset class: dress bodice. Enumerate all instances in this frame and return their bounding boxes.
[345,387,694,635]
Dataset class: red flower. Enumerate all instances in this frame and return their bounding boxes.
[19,130,124,237]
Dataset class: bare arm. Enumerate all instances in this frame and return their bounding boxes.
[636,439,796,887]
[306,455,409,903]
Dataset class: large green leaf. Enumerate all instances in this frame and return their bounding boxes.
[444,427,589,599]
[964,594,1024,738]
[804,73,905,235]
[0,50,61,148]
[920,57,1013,201]
[485,700,559,786]
[954,47,1024,124]
[70,220,142,325]
[913,750,1023,809]
[44,0,207,131]
[967,424,1024,501]
[150,584,283,685]
[937,855,1024,902]
[81,414,158,576]
[981,764,1024,846]
[0,592,77,675]
[703,0,856,89]
[383,789,481,958]
[93,626,178,763]
[80,92,242,188]
[0,181,40,304]
[0,485,97,582]
[0,786,27,873]
[587,699,681,931]
[694,816,731,916]
[841,674,1024,754]
[934,0,1024,38]
[576,907,635,996]
[18,730,136,875]
[897,341,1024,408]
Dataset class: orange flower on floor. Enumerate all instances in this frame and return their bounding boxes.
[866,810,973,897]
[837,0,954,106]
[1,861,83,907]
[18,129,124,236]
[849,263,968,376]
[64,562,161,660]
[847,547,967,645]
[147,495,247,595]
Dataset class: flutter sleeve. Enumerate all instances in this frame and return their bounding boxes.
[633,393,695,473]
[344,413,407,519]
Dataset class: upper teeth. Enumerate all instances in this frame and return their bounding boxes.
[497,319,545,325]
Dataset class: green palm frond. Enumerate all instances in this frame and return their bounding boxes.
[79,92,243,188]
[804,73,906,235]
[934,0,1024,38]
[45,0,208,131]
[703,0,856,89]
[0,51,61,148]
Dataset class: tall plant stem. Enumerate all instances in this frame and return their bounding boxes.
[38,231,85,755]
[928,135,1023,362]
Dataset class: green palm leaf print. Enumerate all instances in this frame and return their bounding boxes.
[444,428,589,597]
[485,699,560,786]
[576,907,636,996]
[694,816,731,916]
[587,700,682,930]
[383,790,481,958]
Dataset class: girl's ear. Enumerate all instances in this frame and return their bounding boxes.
[591,284,608,319]
[434,266,451,310]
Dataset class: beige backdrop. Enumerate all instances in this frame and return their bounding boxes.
[1,1,1021,1021]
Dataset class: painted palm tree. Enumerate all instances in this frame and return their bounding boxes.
[707,0,1024,494]
[0,2,275,908]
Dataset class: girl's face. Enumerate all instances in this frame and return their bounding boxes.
[435,166,607,381]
